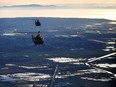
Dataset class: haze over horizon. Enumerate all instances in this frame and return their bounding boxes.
[0,0,116,20]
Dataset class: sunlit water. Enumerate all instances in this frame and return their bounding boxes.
[0,9,116,20]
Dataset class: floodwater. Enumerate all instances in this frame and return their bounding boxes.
[0,18,116,87]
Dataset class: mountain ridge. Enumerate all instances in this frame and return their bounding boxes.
[0,4,116,9]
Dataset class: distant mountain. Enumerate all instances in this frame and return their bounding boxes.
[0,4,116,9]
[0,4,59,9]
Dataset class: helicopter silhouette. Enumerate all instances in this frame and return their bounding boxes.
[32,32,44,45]
[32,19,44,45]
[35,20,41,26]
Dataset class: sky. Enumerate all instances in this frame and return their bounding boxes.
[0,0,116,6]
[0,0,116,20]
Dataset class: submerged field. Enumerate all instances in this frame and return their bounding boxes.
[0,17,116,87]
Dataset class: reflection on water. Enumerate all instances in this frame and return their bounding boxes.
[103,40,116,51]
[81,77,111,82]
[2,33,16,36]
[94,64,116,68]
[109,21,116,24]
[48,57,85,65]
[55,35,82,38]
[56,68,114,81]
[18,65,48,69]
[0,54,115,84]
[2,64,49,70]
[1,32,27,36]
[0,72,50,82]
[5,64,16,67]
[0,56,116,86]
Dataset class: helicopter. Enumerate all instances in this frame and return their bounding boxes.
[32,31,44,45]
[35,20,41,26]
[32,19,44,45]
